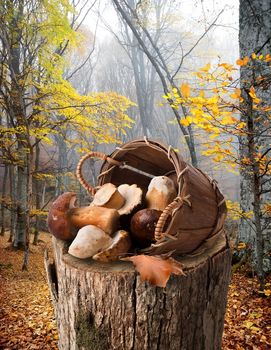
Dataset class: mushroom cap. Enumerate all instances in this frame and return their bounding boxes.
[117,184,143,215]
[91,183,125,209]
[146,176,177,211]
[47,192,77,241]
[130,209,162,247]
[68,225,112,259]
[93,230,131,262]
[147,176,176,194]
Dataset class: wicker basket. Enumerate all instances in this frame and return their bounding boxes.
[76,138,227,256]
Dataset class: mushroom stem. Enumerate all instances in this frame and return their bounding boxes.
[68,206,119,235]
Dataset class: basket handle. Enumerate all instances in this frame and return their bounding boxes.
[154,197,184,242]
[76,151,121,196]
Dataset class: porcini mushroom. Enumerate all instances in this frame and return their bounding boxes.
[68,225,112,259]
[117,184,143,215]
[93,230,131,262]
[47,192,77,240]
[146,176,177,211]
[68,206,119,235]
[130,209,162,247]
[91,183,125,210]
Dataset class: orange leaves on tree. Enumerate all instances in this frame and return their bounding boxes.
[249,86,261,104]
[123,255,185,287]
[236,56,249,66]
[180,82,190,98]
[230,88,242,100]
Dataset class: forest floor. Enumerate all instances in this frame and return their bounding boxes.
[0,232,270,350]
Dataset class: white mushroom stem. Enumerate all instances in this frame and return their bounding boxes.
[91,183,125,210]
[93,230,131,262]
[146,176,177,211]
[68,225,112,259]
[68,206,119,235]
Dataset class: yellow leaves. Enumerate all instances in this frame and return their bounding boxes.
[236,56,249,66]
[180,82,190,98]
[200,63,211,72]
[262,203,271,216]
[180,116,193,126]
[243,320,261,333]
[220,114,238,125]
[237,242,246,250]
[163,93,172,100]
[230,88,241,100]
[218,62,236,71]
[226,200,253,220]
[249,86,261,104]
[39,78,135,144]
[259,289,271,297]
[237,122,247,130]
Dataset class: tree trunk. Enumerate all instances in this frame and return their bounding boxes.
[239,0,271,273]
[45,234,231,350]
[8,164,16,243]
[55,134,69,197]
[0,165,8,236]
[33,141,41,245]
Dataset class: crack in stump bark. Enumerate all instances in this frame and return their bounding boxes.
[132,275,137,350]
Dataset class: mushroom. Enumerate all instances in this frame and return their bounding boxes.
[146,176,177,211]
[117,184,143,215]
[47,192,77,240]
[130,209,162,247]
[68,225,112,259]
[91,183,125,210]
[93,230,131,262]
[68,206,119,235]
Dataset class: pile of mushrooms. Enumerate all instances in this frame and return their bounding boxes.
[47,176,177,262]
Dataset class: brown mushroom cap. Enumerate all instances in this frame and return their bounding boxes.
[130,209,162,247]
[91,183,125,210]
[92,230,131,262]
[47,192,77,241]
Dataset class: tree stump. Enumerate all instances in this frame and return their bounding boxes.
[45,234,231,350]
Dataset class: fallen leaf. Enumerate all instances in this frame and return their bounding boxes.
[123,255,185,287]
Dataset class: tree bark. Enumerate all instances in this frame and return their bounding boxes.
[33,141,41,245]
[0,164,8,236]
[8,164,16,243]
[46,234,231,350]
[239,0,271,274]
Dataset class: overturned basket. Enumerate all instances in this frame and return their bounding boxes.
[76,138,227,257]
